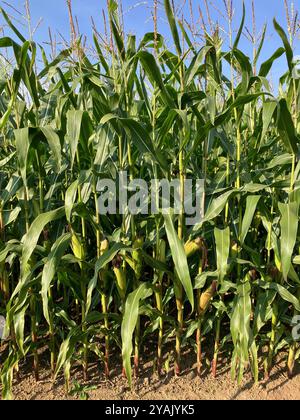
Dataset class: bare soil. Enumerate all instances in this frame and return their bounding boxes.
[6,353,300,400]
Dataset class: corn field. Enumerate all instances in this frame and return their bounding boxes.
[0,0,300,400]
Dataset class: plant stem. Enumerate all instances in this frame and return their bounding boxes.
[196,294,202,376]
[265,302,278,379]
[155,284,164,375]
[212,317,221,378]
[30,294,39,381]
[101,292,110,377]
[175,282,183,376]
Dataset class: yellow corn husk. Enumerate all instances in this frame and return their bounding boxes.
[100,239,109,256]
[133,237,144,280]
[113,265,126,301]
[113,255,126,301]
[71,231,85,262]
[199,281,217,315]
[230,241,240,259]
[99,239,110,284]
[184,237,202,258]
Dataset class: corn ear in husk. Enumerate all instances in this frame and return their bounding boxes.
[132,237,144,280]
[184,237,202,258]
[199,281,217,315]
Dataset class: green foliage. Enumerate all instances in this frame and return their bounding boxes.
[0,1,299,400]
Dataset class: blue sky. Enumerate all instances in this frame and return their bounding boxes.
[0,0,299,80]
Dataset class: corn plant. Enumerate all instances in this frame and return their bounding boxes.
[0,0,299,400]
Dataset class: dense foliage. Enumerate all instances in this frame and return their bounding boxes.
[0,0,299,400]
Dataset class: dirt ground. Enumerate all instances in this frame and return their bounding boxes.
[6,353,300,400]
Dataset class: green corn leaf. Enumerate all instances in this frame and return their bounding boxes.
[40,127,62,172]
[138,32,164,50]
[261,101,277,142]
[0,152,16,168]
[230,276,253,383]
[277,99,299,155]
[267,153,293,169]
[101,114,169,171]
[178,20,195,54]
[13,305,28,355]
[195,271,218,290]
[259,281,300,312]
[20,207,65,278]
[93,34,110,74]
[184,46,212,86]
[41,234,72,325]
[259,47,285,77]
[93,126,112,169]
[163,212,194,310]
[249,340,259,384]
[214,227,230,283]
[164,0,182,55]
[279,202,299,281]
[1,350,19,400]
[254,24,267,67]
[2,207,21,227]
[293,256,300,265]
[273,19,293,73]
[204,190,236,223]
[38,48,71,79]
[138,51,174,108]
[121,282,153,386]
[57,68,77,108]
[0,176,22,206]
[110,16,125,61]
[65,180,79,223]
[233,2,245,50]
[240,196,261,245]
[0,8,26,44]
[86,243,128,315]
[14,127,31,187]
[55,326,81,379]
[253,290,276,336]
[66,110,84,170]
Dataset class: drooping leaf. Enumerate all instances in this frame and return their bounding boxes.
[85,243,128,315]
[164,0,182,55]
[14,127,31,187]
[66,110,84,169]
[279,202,299,281]
[259,48,285,77]
[21,207,65,277]
[41,234,72,325]
[163,212,194,310]
[121,283,153,386]
[233,2,245,50]
[273,19,293,73]
[41,126,62,172]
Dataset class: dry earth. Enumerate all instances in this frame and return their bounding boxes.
[5,353,300,400]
